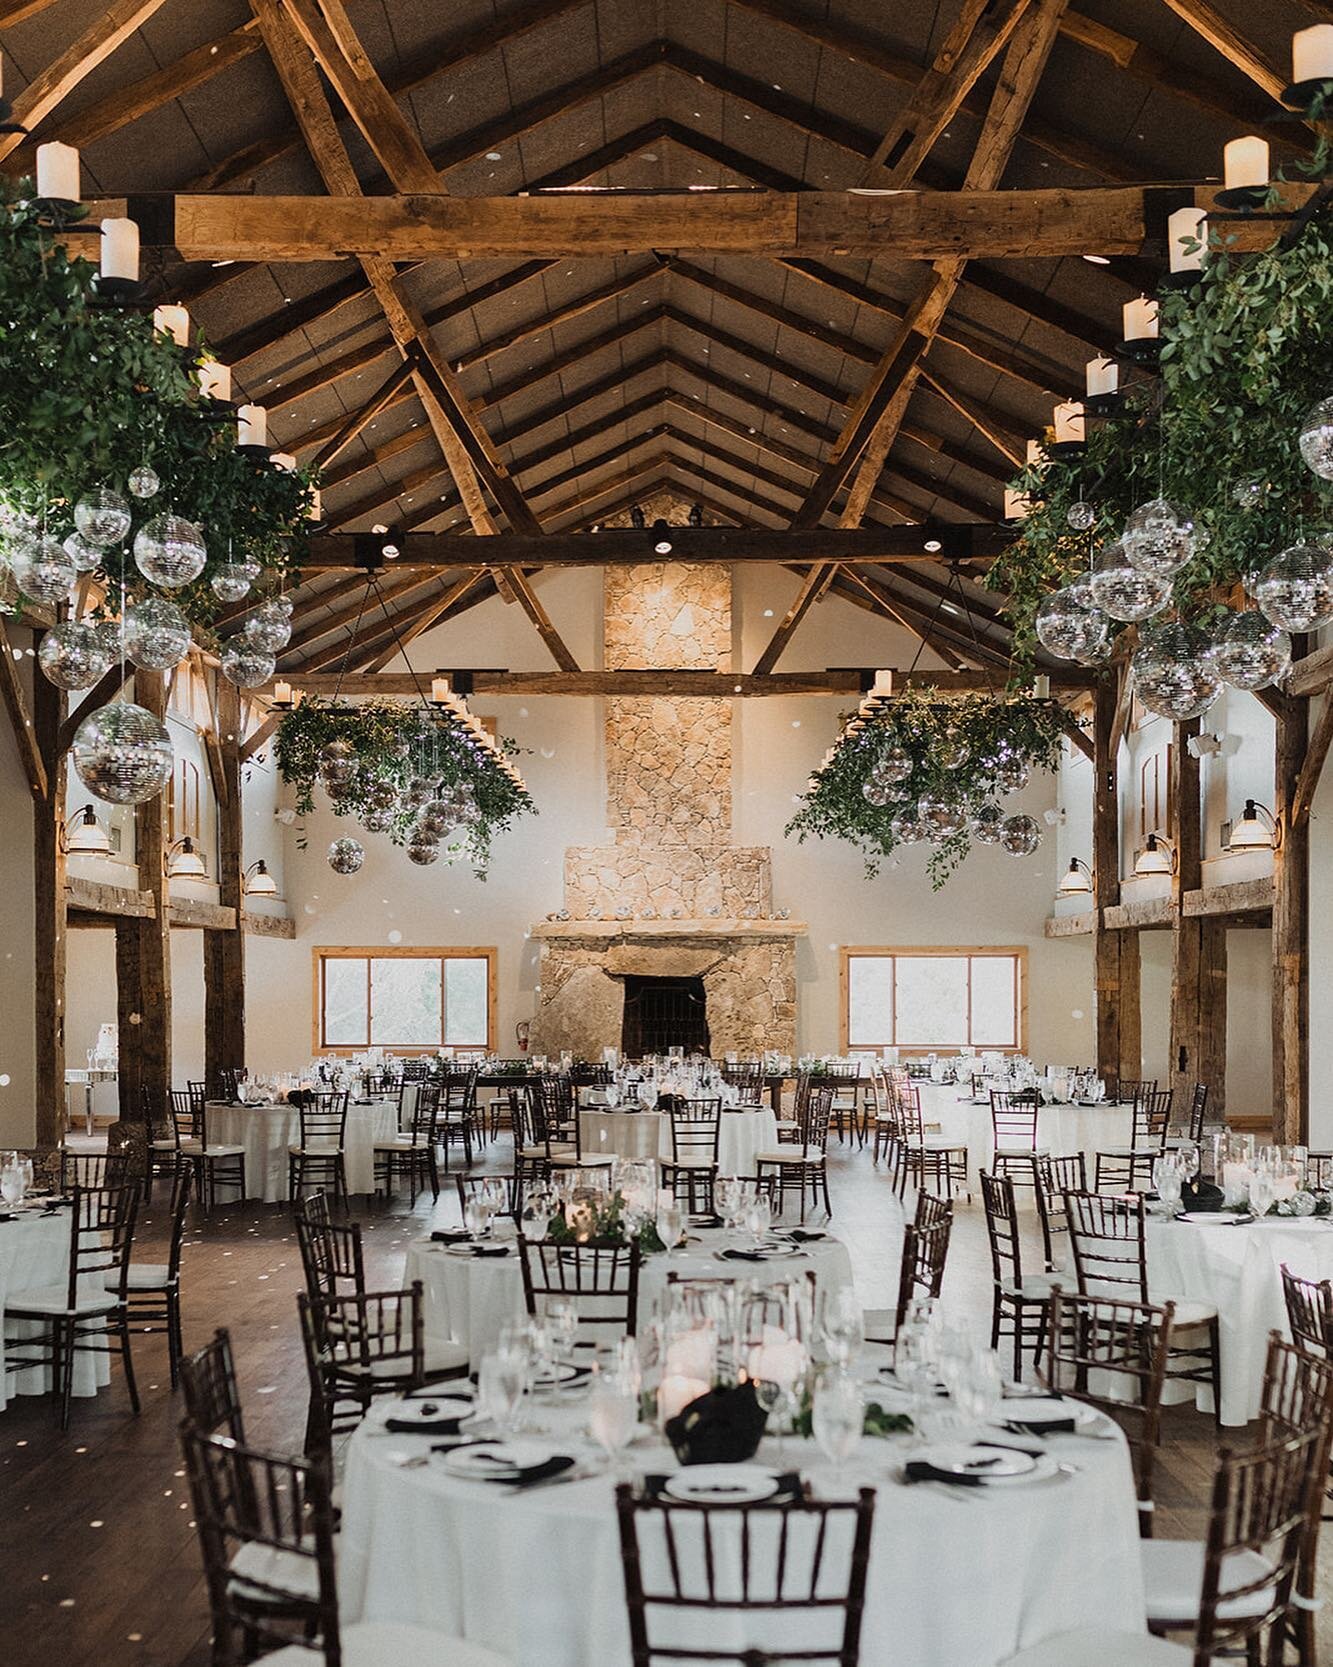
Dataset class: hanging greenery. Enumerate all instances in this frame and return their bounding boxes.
[273,698,535,875]
[786,688,1069,888]
[0,181,316,633]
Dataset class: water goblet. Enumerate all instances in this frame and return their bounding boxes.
[811,1370,865,1494]
[588,1364,639,1478]
[1249,1169,1275,1219]
[656,1197,685,1256]
[744,1194,772,1249]
[0,1165,22,1209]
[818,1286,865,1369]
[478,1351,527,1437]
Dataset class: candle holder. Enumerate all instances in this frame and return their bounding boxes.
[89,274,150,307]
[1044,439,1085,461]
[235,443,273,461]
[1084,390,1125,418]
[32,197,82,226]
[1281,74,1333,113]
[1212,182,1269,212]
[1156,270,1201,295]
[1113,336,1161,369]
[197,397,239,425]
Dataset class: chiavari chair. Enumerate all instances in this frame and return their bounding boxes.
[180,1327,246,1442]
[1282,1266,1333,1358]
[439,1062,480,1167]
[895,1079,969,1202]
[286,1090,350,1209]
[517,1236,641,1336]
[980,1171,1058,1380]
[1035,1152,1088,1273]
[400,1057,431,1083]
[1184,1083,1208,1145]
[1065,1189,1221,1426]
[372,1079,441,1203]
[862,1191,954,1347]
[661,1097,722,1214]
[754,1083,834,1223]
[526,1074,615,1178]
[1114,1078,1158,1108]
[615,1482,877,1667]
[141,1082,178,1200]
[172,1088,247,1212]
[4,1183,140,1429]
[815,1061,862,1144]
[1306,1152,1333,1192]
[124,1158,192,1385]
[295,1198,366,1304]
[58,1147,130,1191]
[455,1171,524,1223]
[988,1088,1048,1201]
[1093,1087,1175,1193]
[721,1059,765,1106]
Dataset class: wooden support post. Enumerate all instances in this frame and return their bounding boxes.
[122,671,172,1123]
[1273,697,1310,1142]
[204,676,245,1092]
[1167,719,1227,1118]
[32,665,66,1149]
[1092,676,1140,1090]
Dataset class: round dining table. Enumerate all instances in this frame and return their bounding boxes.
[205,1097,400,1201]
[915,1083,1136,1193]
[338,1386,1144,1666]
[577,1104,779,1174]
[0,1204,108,1409]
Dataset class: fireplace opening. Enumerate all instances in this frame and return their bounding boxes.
[620,975,710,1059]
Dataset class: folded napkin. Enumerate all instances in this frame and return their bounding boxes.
[902,1461,984,1488]
[666,1381,767,1466]
[431,1230,473,1244]
[494,1454,578,1488]
[642,1470,804,1505]
[0,1213,16,1223]
[1003,1415,1076,1435]
[385,1407,469,1434]
[718,1248,769,1262]
[786,1229,827,1243]
[468,1244,511,1258]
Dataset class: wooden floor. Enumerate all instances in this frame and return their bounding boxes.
[0,1135,1321,1667]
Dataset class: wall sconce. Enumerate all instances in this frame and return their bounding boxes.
[1228,799,1280,851]
[1134,830,1176,876]
[166,835,207,880]
[243,859,278,897]
[1057,857,1093,897]
[61,804,111,857]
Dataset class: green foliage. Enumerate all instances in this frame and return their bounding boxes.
[0,182,315,633]
[790,1393,913,1439]
[546,1189,666,1253]
[786,687,1069,888]
[273,697,534,874]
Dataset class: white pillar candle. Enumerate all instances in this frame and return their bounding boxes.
[36,141,79,200]
[198,359,231,401]
[153,304,191,347]
[1167,207,1207,274]
[1085,356,1119,397]
[872,669,894,696]
[1224,135,1269,191]
[1052,401,1085,444]
[1122,296,1158,341]
[430,675,451,703]
[236,404,268,448]
[1003,488,1030,521]
[1032,674,1051,698]
[273,680,293,706]
[99,217,139,282]
[270,452,296,472]
[1294,24,1333,82]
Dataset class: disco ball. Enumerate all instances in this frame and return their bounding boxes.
[403,775,435,809]
[1075,634,1115,668]
[275,593,294,616]
[1203,609,1291,692]
[8,532,76,603]
[210,561,257,603]
[1088,541,1171,623]
[937,730,970,770]
[318,740,357,789]
[327,837,365,876]
[124,597,191,670]
[127,463,160,500]
[62,532,105,574]
[1132,623,1221,721]
[419,797,454,837]
[1122,499,1199,578]
[1066,501,1096,532]
[1249,543,1333,631]
[37,621,110,690]
[73,487,131,548]
[889,806,929,845]
[133,514,207,589]
[1298,397,1333,481]
[1035,586,1109,661]
[918,794,967,840]
[220,640,275,689]
[875,744,913,785]
[994,754,1030,795]
[365,777,400,814]
[245,598,293,652]
[0,504,36,540]
[970,802,1004,844]
[407,836,441,867]
[1232,479,1265,509]
[362,808,395,834]
[862,777,892,807]
[998,814,1042,856]
[72,701,173,805]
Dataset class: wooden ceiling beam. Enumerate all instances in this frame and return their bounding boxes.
[311,354,421,473]
[1156,0,1290,106]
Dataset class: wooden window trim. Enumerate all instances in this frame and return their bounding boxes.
[840,945,1028,1055]
[312,945,497,1056]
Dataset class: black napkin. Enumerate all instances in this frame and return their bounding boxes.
[469,1244,511,1258]
[786,1229,826,1243]
[431,1230,473,1244]
[902,1461,984,1488]
[1180,1179,1225,1213]
[665,1381,767,1466]
[0,1213,16,1223]
[385,1404,470,1434]
[719,1248,769,1262]
[1004,1415,1077,1435]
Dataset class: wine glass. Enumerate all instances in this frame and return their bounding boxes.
[543,1299,579,1387]
[656,1196,685,1256]
[1152,1154,1183,1214]
[744,1194,772,1249]
[522,1188,556,1242]
[818,1287,865,1369]
[954,1348,1003,1429]
[478,1351,527,1437]
[715,1176,741,1231]
[463,1192,489,1239]
[1249,1168,1275,1219]
[811,1370,864,1493]
[0,1163,22,1209]
[588,1364,639,1478]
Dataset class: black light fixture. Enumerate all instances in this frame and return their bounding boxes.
[1228,799,1280,851]
[1134,830,1176,877]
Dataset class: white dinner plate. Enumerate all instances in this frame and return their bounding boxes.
[918,1443,1036,1480]
[1000,1396,1100,1431]
[662,1465,782,1504]
[444,1243,511,1257]
[441,1440,557,1479]
[388,1393,475,1427]
[1176,1211,1251,1225]
[530,1360,586,1387]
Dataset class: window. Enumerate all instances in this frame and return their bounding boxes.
[168,757,202,843]
[842,948,1026,1053]
[313,948,496,1055]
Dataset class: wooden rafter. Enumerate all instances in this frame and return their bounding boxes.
[0,619,47,798]
[311,354,421,473]
[1157,0,1289,106]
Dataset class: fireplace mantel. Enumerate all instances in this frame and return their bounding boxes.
[530,918,806,941]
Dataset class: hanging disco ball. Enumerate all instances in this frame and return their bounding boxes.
[937,731,969,770]
[362,808,395,835]
[419,797,454,837]
[0,504,36,541]
[862,777,892,807]
[874,744,913,785]
[72,701,173,806]
[918,794,967,840]
[1088,541,1171,623]
[124,597,191,670]
[994,754,1030,795]
[1132,622,1221,721]
[970,802,1005,845]
[318,739,357,789]
[245,598,293,652]
[403,775,435,810]
[1066,501,1096,532]
[1249,543,1333,631]
[8,532,76,603]
[407,835,441,866]
[1203,610,1292,692]
[365,777,400,814]
[62,532,105,574]
[210,562,257,603]
[1298,397,1333,481]
[127,463,160,500]
[220,640,275,689]
[889,806,929,845]
[327,837,364,876]
[73,486,131,548]
[1035,586,1109,661]
[1076,635,1115,667]
[37,621,110,690]
[133,514,207,589]
[998,814,1042,856]
[1122,499,1199,578]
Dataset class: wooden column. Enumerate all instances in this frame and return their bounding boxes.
[1168,718,1227,1116]
[32,659,67,1149]
[1273,695,1309,1142]
[204,675,245,1091]
[1092,677,1141,1088]
[119,670,172,1120]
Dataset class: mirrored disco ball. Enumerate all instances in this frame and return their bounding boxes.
[127,463,160,500]
[62,532,105,574]
[918,794,967,839]
[403,775,435,809]
[994,754,1030,795]
[0,503,36,540]
[1203,609,1291,692]
[210,562,255,603]
[970,802,1004,844]
[1298,397,1333,481]
[245,599,293,652]
[73,701,173,805]
[937,730,969,769]
[1066,501,1096,532]
[362,808,395,834]
[1249,543,1333,631]
[133,514,207,589]
[38,621,110,690]
[1088,541,1171,622]
[327,837,364,876]
[889,806,928,845]
[1035,586,1109,660]
[9,532,76,603]
[220,640,275,689]
[366,777,400,814]
[998,814,1042,856]
[419,797,454,837]
[1132,623,1221,721]
[73,486,131,548]
[862,777,892,807]
[318,739,357,789]
[1075,634,1115,667]
[875,744,912,785]
[407,836,441,866]
[124,597,191,670]
[1122,499,1199,577]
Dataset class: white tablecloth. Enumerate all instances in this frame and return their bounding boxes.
[917,1084,1135,1183]
[206,1099,400,1201]
[1145,1214,1333,1425]
[338,1395,1144,1666]
[404,1230,855,1365]
[577,1107,779,1175]
[0,1207,109,1410]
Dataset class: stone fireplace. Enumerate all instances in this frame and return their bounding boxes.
[528,517,803,1058]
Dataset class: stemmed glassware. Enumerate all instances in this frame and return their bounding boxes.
[1249,1166,1275,1219]
[818,1287,865,1369]
[0,1154,25,1209]
[811,1370,864,1493]
[478,1351,527,1437]
[1152,1154,1184,1214]
[588,1359,639,1478]
[521,1187,558,1241]
[656,1193,685,1257]
[743,1193,772,1249]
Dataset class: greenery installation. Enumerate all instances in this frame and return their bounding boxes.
[0,182,315,633]
[273,698,534,874]
[787,687,1068,889]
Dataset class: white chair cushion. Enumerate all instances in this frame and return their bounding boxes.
[1001,1629,1190,1665]
[373,1135,423,1151]
[664,1156,717,1170]
[1097,1147,1153,1159]
[288,1144,345,1158]
[229,1538,322,1604]
[1161,1298,1218,1329]
[1000,1272,1061,1300]
[261,1622,510,1667]
[862,1307,895,1344]
[354,1338,470,1381]
[149,1138,177,1151]
[6,1282,119,1316]
[996,1146,1051,1159]
[180,1142,246,1158]
[547,1154,614,1169]
[1141,1538,1277,1625]
[755,1149,825,1165]
[125,1262,174,1290]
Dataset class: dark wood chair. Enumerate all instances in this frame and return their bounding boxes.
[1093,1087,1174,1192]
[125,1159,192,1385]
[863,1191,953,1346]
[286,1090,350,1209]
[980,1171,1057,1380]
[172,1088,246,1212]
[1282,1265,1333,1357]
[373,1080,441,1203]
[58,1148,130,1191]
[895,1080,969,1202]
[721,1060,765,1106]
[438,1064,480,1168]
[1034,1152,1088,1272]
[180,1326,246,1442]
[754,1084,834,1222]
[661,1097,722,1213]
[140,1083,178,1200]
[295,1195,366,1303]
[988,1088,1047,1199]
[517,1236,641,1336]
